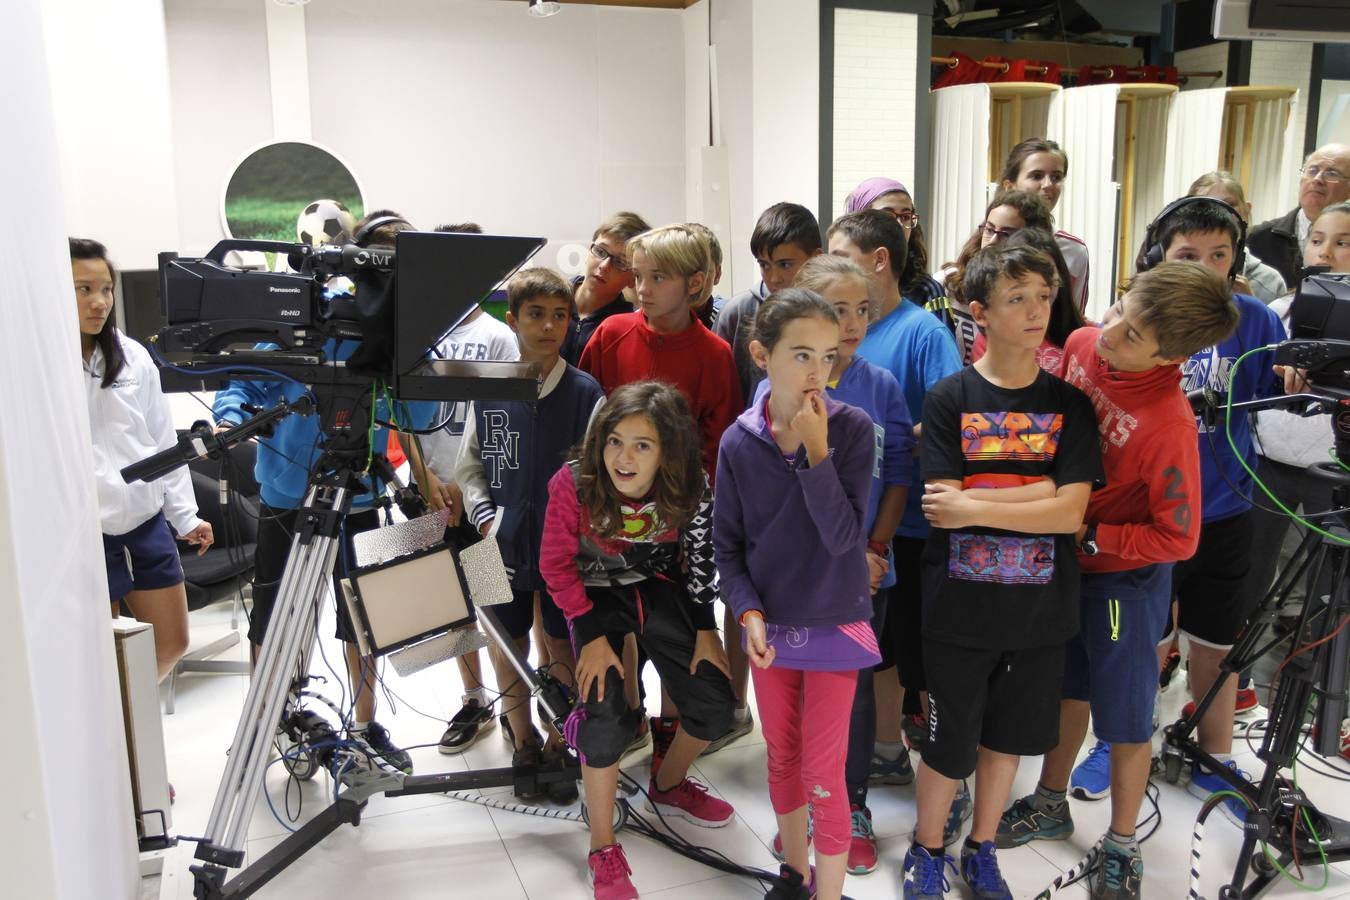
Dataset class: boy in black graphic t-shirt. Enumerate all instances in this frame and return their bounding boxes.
[903,246,1103,900]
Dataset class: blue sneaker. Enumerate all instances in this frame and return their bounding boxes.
[944,780,973,846]
[1071,740,1111,800]
[869,747,916,785]
[903,845,956,899]
[1187,759,1251,826]
[959,840,1014,900]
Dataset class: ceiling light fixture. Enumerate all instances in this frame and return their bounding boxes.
[529,0,562,17]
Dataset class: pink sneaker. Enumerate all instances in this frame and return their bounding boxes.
[646,776,734,827]
[587,844,638,899]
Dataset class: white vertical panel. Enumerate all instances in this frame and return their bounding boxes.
[1129,95,1174,277]
[1164,88,1227,202]
[1052,84,1121,318]
[264,0,311,140]
[929,84,991,271]
[832,8,918,221]
[4,2,139,897]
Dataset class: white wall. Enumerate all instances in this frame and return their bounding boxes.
[711,0,756,293]
[165,0,687,275]
[831,8,918,221]
[42,0,180,270]
[1176,43,1229,91]
[3,2,140,897]
[1317,79,1350,147]
[750,0,819,223]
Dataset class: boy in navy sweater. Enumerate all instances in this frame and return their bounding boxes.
[457,267,605,802]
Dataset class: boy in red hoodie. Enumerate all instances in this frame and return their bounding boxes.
[995,262,1239,900]
[579,223,739,478]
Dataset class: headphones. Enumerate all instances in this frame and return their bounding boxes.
[1138,196,1247,279]
[351,214,412,247]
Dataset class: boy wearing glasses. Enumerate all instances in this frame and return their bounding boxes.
[1248,143,1350,287]
[561,211,651,366]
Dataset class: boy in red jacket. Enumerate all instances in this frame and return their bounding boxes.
[579,223,739,478]
[995,262,1239,900]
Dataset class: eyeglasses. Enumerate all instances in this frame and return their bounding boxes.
[589,242,632,272]
[880,207,923,226]
[981,223,1016,241]
[1300,165,1347,185]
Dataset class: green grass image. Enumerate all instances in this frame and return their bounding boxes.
[224,195,364,242]
[223,141,364,241]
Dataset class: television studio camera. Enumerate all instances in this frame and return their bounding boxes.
[122,227,585,899]
[1164,269,1350,898]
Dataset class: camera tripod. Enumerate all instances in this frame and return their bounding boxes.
[1160,471,1350,898]
[130,388,581,900]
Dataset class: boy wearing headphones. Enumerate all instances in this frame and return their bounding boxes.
[994,262,1239,900]
[1067,198,1285,825]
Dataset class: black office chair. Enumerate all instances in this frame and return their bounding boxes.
[165,441,260,713]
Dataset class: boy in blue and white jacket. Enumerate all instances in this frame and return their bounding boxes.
[455,268,604,800]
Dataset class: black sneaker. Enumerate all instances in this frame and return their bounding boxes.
[511,742,546,800]
[540,745,579,804]
[439,697,495,755]
[353,721,413,775]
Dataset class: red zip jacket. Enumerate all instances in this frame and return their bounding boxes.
[579,310,739,478]
[1058,327,1201,573]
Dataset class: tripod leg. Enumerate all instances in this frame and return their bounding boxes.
[197,486,350,866]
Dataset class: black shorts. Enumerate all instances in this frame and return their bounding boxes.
[921,638,1065,779]
[1168,511,1255,649]
[882,536,926,695]
[103,512,185,602]
[250,504,378,646]
[493,587,569,641]
[568,579,735,769]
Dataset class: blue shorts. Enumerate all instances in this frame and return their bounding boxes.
[103,512,184,603]
[493,587,569,641]
[1063,564,1173,743]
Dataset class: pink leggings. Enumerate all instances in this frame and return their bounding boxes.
[751,665,858,856]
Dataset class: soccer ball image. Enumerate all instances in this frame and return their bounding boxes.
[296,199,356,246]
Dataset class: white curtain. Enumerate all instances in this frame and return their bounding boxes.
[1,0,139,897]
[1248,93,1299,225]
[929,84,991,272]
[1050,84,1121,320]
[1163,88,1227,207]
[1127,94,1175,282]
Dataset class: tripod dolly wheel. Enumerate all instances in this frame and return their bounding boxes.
[581,795,630,832]
[1162,745,1184,784]
[1251,853,1277,878]
[275,731,321,782]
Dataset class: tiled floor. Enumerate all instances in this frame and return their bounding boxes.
[150,603,1350,899]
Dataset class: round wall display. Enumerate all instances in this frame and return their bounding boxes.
[220,140,365,242]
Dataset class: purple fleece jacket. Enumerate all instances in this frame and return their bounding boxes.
[713,394,874,628]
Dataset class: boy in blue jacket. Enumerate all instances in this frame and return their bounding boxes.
[213,215,437,775]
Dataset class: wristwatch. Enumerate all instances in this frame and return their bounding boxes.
[1079,523,1099,557]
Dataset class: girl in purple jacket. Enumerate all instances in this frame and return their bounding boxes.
[713,288,878,900]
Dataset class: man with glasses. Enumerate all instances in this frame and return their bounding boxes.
[1248,143,1350,286]
[561,211,651,366]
